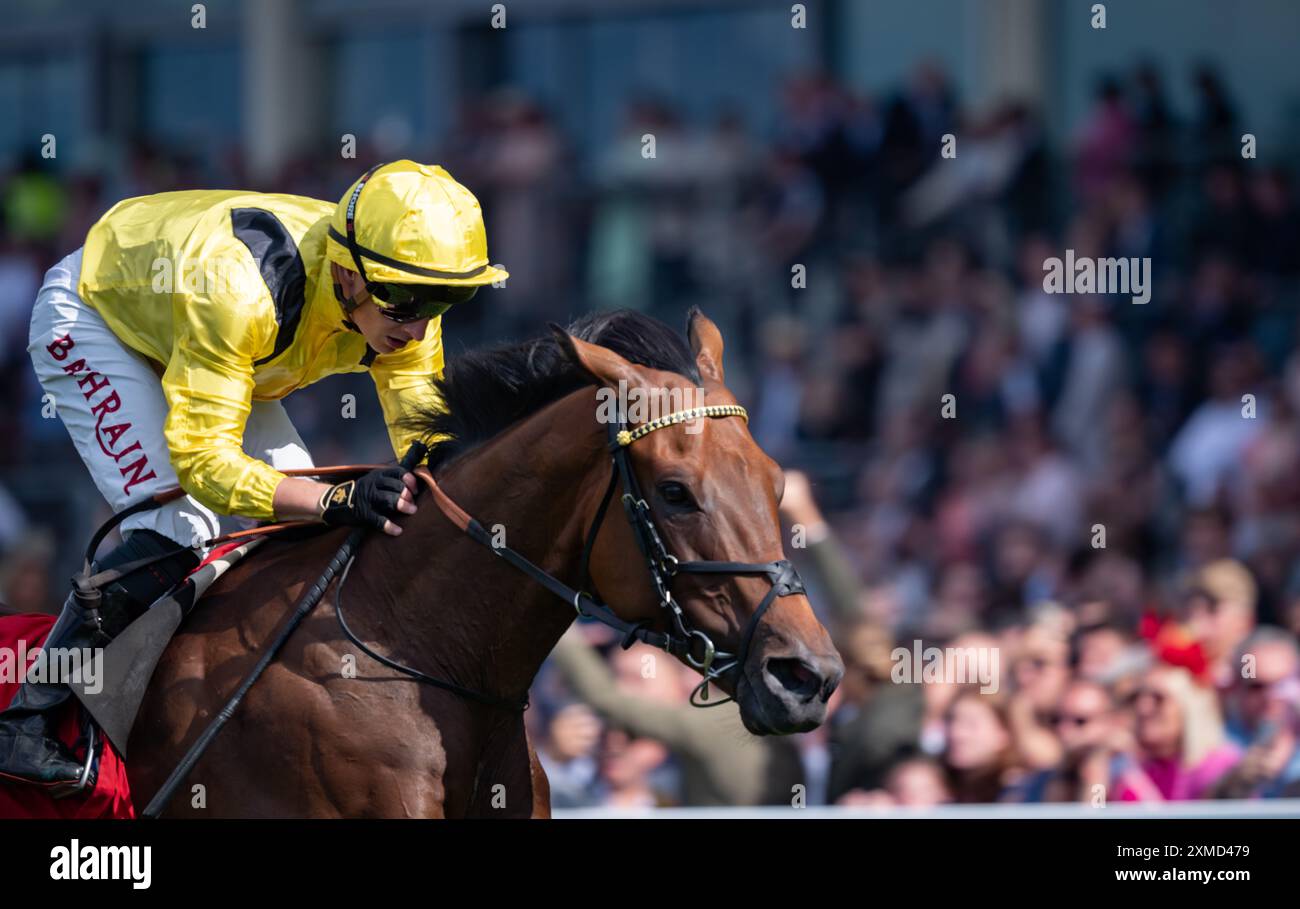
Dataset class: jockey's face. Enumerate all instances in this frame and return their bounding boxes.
[332,263,432,354]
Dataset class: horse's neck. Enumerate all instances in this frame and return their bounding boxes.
[359,390,605,705]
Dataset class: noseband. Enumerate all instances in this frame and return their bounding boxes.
[398,401,807,710]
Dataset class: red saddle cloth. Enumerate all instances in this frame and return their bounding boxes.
[0,613,135,819]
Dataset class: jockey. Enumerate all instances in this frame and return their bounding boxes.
[0,160,507,791]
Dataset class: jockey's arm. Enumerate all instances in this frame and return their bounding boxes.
[270,475,333,520]
[160,341,352,521]
[369,320,446,459]
[161,289,337,525]
[162,329,418,532]
[161,294,283,520]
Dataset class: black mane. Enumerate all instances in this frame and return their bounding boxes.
[407,309,702,470]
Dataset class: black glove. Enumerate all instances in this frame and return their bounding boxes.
[319,465,411,532]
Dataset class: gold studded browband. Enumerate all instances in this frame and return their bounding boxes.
[615,404,749,447]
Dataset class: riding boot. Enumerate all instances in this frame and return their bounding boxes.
[0,530,198,792]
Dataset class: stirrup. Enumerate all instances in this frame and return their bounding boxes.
[50,725,97,799]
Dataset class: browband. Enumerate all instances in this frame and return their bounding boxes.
[615,404,748,448]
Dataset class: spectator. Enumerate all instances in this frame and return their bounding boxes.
[536,703,604,809]
[1182,559,1259,688]
[839,755,952,808]
[1010,679,1129,803]
[1212,629,1300,797]
[1112,663,1240,801]
[941,688,1022,803]
[1073,76,1136,203]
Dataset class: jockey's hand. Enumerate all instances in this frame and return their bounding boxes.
[318,466,418,535]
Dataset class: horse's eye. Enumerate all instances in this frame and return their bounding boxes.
[656,481,695,509]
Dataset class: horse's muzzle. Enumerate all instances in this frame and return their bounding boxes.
[737,640,843,735]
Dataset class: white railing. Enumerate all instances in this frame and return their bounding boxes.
[555,799,1300,819]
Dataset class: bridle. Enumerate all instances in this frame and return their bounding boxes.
[339,401,808,711]
[575,404,808,706]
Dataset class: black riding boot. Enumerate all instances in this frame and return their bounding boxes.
[0,530,198,792]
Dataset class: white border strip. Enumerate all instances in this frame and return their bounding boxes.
[555,799,1300,819]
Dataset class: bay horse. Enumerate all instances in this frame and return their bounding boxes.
[126,308,843,817]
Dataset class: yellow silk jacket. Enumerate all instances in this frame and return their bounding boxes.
[78,190,443,520]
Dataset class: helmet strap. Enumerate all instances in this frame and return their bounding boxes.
[332,282,363,333]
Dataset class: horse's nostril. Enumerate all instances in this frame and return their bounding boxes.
[766,657,822,702]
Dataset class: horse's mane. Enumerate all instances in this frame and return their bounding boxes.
[408,308,702,470]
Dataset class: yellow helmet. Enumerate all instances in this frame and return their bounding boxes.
[325,160,509,294]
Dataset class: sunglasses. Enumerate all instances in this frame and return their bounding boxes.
[373,283,479,323]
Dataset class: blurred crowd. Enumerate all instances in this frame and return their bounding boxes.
[4,55,1300,807]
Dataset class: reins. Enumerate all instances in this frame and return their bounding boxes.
[75,464,390,601]
[332,554,528,711]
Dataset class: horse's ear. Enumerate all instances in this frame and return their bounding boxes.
[686,306,725,384]
[550,323,641,388]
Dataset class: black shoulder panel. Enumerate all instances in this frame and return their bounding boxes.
[231,207,308,367]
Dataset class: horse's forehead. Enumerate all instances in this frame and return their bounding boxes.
[648,387,763,472]
[632,363,705,393]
